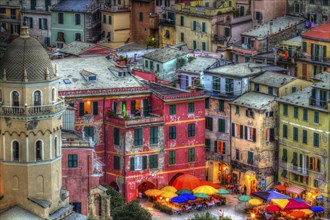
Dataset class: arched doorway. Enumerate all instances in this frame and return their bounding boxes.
[169,172,184,186]
[109,182,119,192]
[138,181,155,197]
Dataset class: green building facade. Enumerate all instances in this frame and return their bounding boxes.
[278,72,330,211]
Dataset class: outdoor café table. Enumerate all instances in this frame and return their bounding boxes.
[196,204,203,211]
[213,198,221,206]
[186,206,193,212]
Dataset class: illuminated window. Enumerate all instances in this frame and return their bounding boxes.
[79,101,98,115]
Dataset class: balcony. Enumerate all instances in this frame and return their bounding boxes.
[212,35,227,43]
[0,14,20,23]
[159,18,175,26]
[279,161,308,176]
[310,97,329,110]
[207,153,230,164]
[297,54,330,66]
[107,113,164,127]
[0,99,65,117]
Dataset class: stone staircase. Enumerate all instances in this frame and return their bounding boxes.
[47,204,73,220]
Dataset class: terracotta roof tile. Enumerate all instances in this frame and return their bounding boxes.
[302,21,330,41]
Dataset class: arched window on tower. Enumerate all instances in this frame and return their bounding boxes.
[34,90,41,106]
[36,141,42,161]
[12,141,19,161]
[52,88,56,103]
[12,91,19,113]
[54,137,58,158]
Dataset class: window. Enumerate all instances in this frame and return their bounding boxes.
[224,27,230,37]
[235,149,240,160]
[156,0,162,6]
[36,141,42,161]
[268,87,273,95]
[31,0,36,10]
[314,179,319,187]
[75,33,81,41]
[75,14,81,25]
[24,17,33,28]
[134,128,143,146]
[150,61,154,70]
[169,104,176,115]
[255,11,262,20]
[216,141,226,154]
[292,152,297,166]
[45,0,51,11]
[235,106,240,115]
[193,40,197,50]
[156,64,160,72]
[323,0,329,5]
[169,126,176,139]
[68,154,78,168]
[218,119,225,133]
[188,124,195,137]
[84,127,94,141]
[188,102,194,113]
[294,107,299,119]
[282,148,287,162]
[12,91,19,107]
[302,42,307,52]
[281,169,287,178]
[114,156,120,170]
[139,12,143,21]
[247,151,253,165]
[266,111,273,118]
[165,30,170,39]
[130,156,144,171]
[205,98,209,108]
[114,127,120,145]
[34,90,41,106]
[310,0,315,4]
[232,123,243,138]
[302,130,308,144]
[265,128,275,142]
[309,157,321,172]
[225,78,234,94]
[246,109,253,118]
[201,22,206,32]
[58,13,64,24]
[108,16,112,24]
[188,148,195,162]
[314,111,319,123]
[283,124,288,138]
[293,127,298,141]
[219,100,224,112]
[206,117,213,131]
[283,104,288,116]
[202,42,206,51]
[57,32,65,42]
[180,16,184,26]
[149,155,158,168]
[12,141,19,161]
[180,32,184,42]
[71,202,81,213]
[169,150,176,165]
[303,108,308,121]
[254,83,259,92]
[205,139,210,152]
[213,76,220,91]
[145,60,148,68]
[244,57,250,63]
[79,101,98,115]
[314,133,319,147]
[150,127,158,144]
[245,126,256,142]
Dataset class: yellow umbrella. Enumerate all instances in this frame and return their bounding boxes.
[299,209,313,216]
[271,199,290,210]
[192,185,218,195]
[248,198,263,206]
[161,186,177,193]
[145,189,162,197]
[161,191,178,199]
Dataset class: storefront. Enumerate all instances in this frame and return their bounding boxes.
[207,161,230,184]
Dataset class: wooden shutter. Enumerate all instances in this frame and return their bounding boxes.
[131,100,136,115]
[270,128,275,141]
[39,18,42,29]
[222,142,226,154]
[244,126,248,140]
[240,125,243,138]
[299,154,303,167]
[253,128,256,142]
[143,156,147,169]
[79,102,84,116]
[93,101,98,115]
[317,158,321,172]
[231,123,235,137]
[130,157,135,171]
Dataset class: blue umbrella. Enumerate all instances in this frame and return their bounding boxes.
[171,196,188,203]
[266,191,290,202]
[180,193,196,201]
[294,198,307,204]
[317,195,323,201]
[311,206,324,213]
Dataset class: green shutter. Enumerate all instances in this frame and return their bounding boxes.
[114,156,120,170]
[79,102,84,116]
[130,157,135,171]
[314,133,319,147]
[302,42,307,52]
[114,128,120,145]
[39,18,42,29]
[143,99,150,116]
[143,156,147,169]
[282,148,287,161]
[134,128,142,146]
[131,100,136,115]
[281,169,287,178]
[93,101,98,115]
[317,158,321,172]
[169,150,176,165]
[150,127,158,144]
[150,155,158,168]
[292,152,297,165]
[222,142,226,154]
[218,119,225,133]
[219,100,224,112]
[188,102,194,113]
[323,46,327,61]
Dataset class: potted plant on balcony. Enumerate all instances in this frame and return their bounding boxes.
[116,55,128,66]
[108,110,117,118]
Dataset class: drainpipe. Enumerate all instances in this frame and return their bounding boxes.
[103,97,107,183]
[88,154,90,192]
[123,128,126,200]
[229,102,233,184]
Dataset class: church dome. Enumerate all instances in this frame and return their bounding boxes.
[0,26,56,82]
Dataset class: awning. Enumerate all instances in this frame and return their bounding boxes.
[286,185,305,195]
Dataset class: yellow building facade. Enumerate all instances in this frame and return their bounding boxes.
[278,73,330,208]
[0,3,21,40]
[100,6,130,48]
[296,22,330,81]
[174,0,236,51]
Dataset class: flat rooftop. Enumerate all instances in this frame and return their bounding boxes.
[178,57,218,74]
[51,0,90,12]
[150,83,189,96]
[251,72,296,88]
[230,92,276,110]
[142,47,187,63]
[312,72,330,90]
[54,56,144,92]
[206,63,268,77]
[277,87,311,108]
[242,16,304,38]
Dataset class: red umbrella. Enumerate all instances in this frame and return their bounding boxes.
[200,181,221,189]
[272,185,286,191]
[267,205,281,213]
[284,199,311,210]
[171,174,201,190]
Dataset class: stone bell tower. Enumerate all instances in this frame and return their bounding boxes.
[0,24,70,218]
